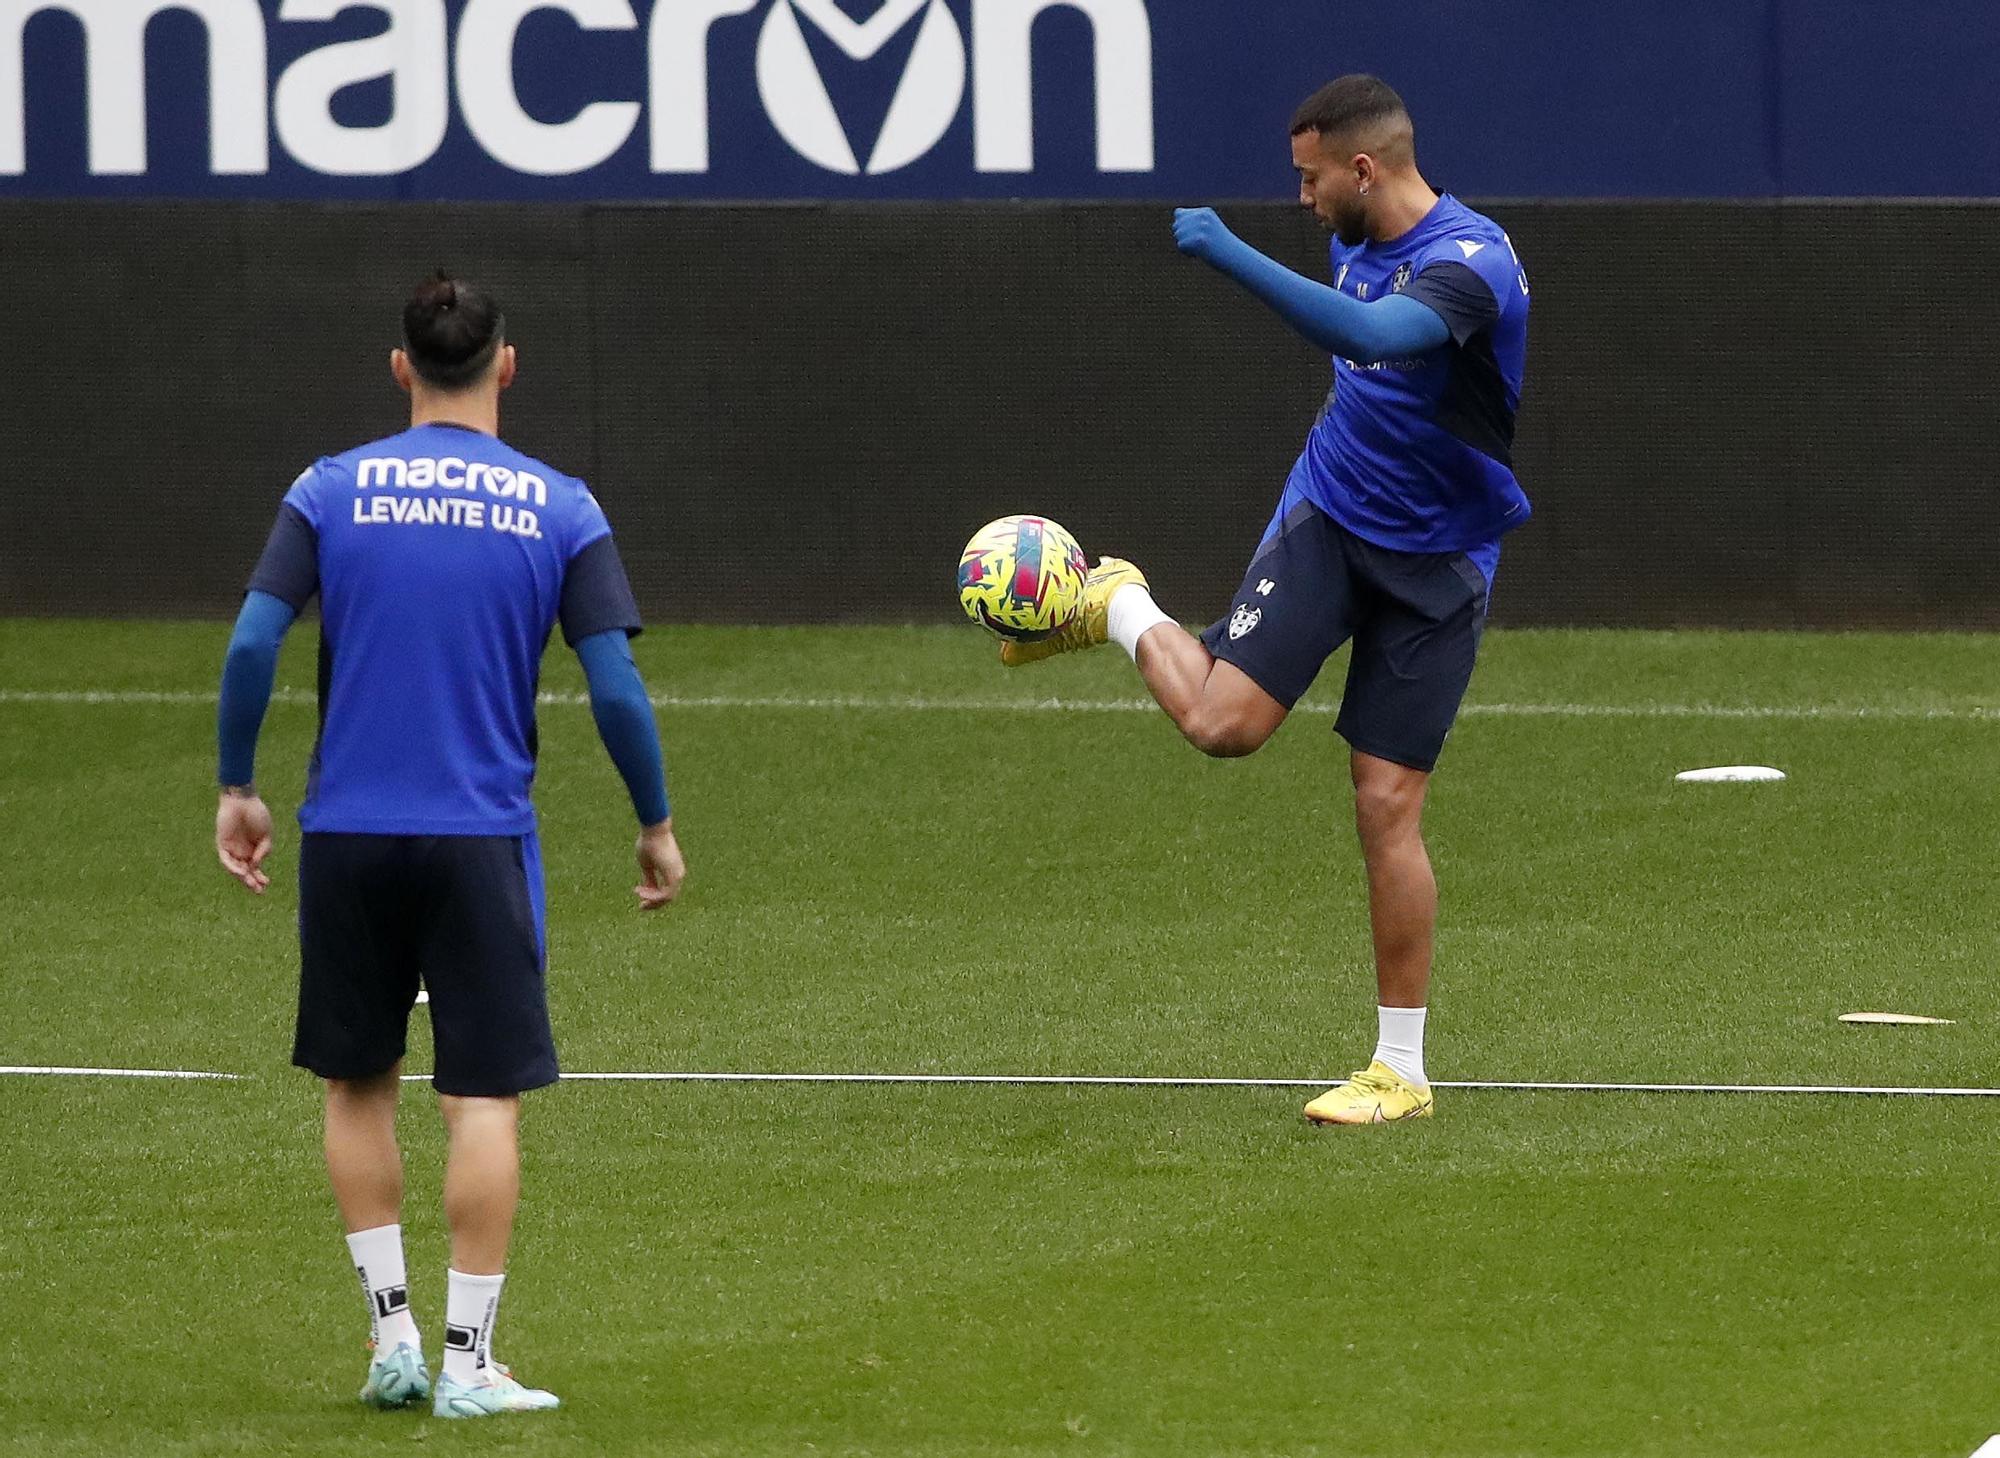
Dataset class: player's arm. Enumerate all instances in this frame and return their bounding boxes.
[1172,208,1450,363]
[561,534,685,910]
[215,502,318,894]
[575,628,682,910]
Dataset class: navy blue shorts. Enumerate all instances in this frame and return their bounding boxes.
[293,832,558,1097]
[1199,497,1490,772]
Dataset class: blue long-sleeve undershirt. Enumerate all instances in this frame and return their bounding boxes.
[217,589,298,786]
[576,629,671,827]
[1201,233,1450,363]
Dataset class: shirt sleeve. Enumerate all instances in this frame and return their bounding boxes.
[1403,259,1503,347]
[244,502,320,609]
[280,462,328,530]
[559,534,643,645]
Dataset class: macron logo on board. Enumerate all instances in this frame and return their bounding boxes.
[740,0,1151,177]
[0,0,1155,181]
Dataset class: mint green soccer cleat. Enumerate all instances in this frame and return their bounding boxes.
[432,1364,561,1418]
[357,1342,431,1409]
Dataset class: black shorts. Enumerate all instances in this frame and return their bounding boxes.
[1199,497,1490,772]
[293,832,559,1097]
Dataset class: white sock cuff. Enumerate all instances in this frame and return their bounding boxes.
[1107,583,1172,660]
[447,1269,505,1292]
[346,1224,406,1275]
[1372,1004,1429,1088]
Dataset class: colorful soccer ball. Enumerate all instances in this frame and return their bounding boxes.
[957,515,1089,642]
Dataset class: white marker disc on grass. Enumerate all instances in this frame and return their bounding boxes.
[1838,1011,1955,1026]
[1675,765,1786,783]
[415,989,430,1006]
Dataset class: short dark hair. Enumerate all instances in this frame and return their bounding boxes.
[1290,74,1410,142]
[401,271,505,390]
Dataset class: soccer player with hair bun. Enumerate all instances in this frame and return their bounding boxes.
[214,272,685,1417]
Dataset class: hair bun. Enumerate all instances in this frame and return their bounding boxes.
[402,272,504,390]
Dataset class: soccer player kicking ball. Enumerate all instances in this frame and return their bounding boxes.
[214,274,686,1414]
[1006,76,1530,1126]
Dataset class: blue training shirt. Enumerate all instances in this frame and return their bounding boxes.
[246,421,641,837]
[1289,193,1531,581]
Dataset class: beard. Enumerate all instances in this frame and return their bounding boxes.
[1330,201,1368,247]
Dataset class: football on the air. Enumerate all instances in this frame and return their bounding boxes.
[956,515,1089,642]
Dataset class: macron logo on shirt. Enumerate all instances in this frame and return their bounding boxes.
[1456,240,1486,259]
[350,456,549,540]
[355,456,548,504]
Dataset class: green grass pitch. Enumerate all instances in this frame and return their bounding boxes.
[2,620,1999,1457]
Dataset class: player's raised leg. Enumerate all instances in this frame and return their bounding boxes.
[1140,491,1360,757]
[1005,558,1291,757]
[1129,613,1290,758]
[1004,495,1348,759]
[325,1066,433,1407]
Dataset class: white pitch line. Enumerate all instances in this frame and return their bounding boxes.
[6,1065,1994,1096]
[1467,701,2000,723]
[0,1065,242,1080]
[387,1070,2000,1097]
[0,689,226,705]
[1445,1079,2000,1097]
[2,687,1996,722]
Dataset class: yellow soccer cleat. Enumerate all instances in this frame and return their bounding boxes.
[1302,1061,1435,1125]
[999,557,1150,666]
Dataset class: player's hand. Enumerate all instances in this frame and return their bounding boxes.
[635,818,686,911]
[1173,206,1237,263]
[215,791,275,895]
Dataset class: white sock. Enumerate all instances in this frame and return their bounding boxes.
[346,1224,421,1354]
[1106,583,1173,661]
[443,1269,506,1382]
[1372,1005,1429,1087]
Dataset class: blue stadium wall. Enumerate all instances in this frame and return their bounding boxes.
[3,3,1996,627]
